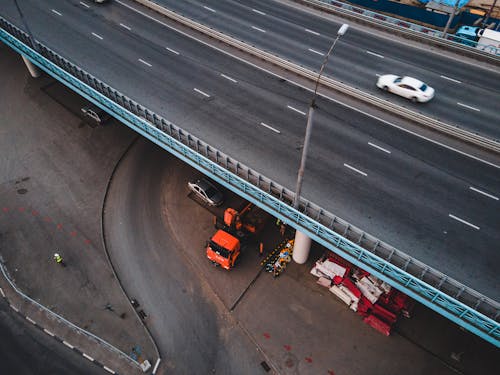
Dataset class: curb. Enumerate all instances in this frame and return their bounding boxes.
[100,135,162,373]
[0,266,122,375]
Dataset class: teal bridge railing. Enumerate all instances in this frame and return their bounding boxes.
[1,16,498,347]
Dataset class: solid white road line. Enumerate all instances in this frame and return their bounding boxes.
[203,6,216,12]
[120,23,131,30]
[138,59,152,67]
[92,32,103,40]
[221,73,237,83]
[26,316,36,325]
[440,75,462,84]
[83,353,95,362]
[287,105,306,116]
[449,214,480,230]
[51,9,62,16]
[252,9,266,15]
[103,366,116,374]
[251,26,266,33]
[344,163,367,176]
[43,328,55,337]
[165,47,179,55]
[79,1,90,8]
[116,0,500,170]
[457,102,480,112]
[366,50,384,58]
[305,28,320,36]
[194,88,210,97]
[260,122,281,134]
[368,142,391,154]
[63,341,74,349]
[469,186,499,200]
[308,48,324,56]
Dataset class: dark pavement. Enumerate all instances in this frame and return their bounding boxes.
[103,137,500,374]
[0,298,107,375]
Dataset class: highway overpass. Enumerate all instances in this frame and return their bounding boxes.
[1,0,498,346]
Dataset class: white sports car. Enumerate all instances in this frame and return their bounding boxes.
[376,75,435,103]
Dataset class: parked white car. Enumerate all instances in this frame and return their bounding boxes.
[376,75,435,103]
[187,178,224,206]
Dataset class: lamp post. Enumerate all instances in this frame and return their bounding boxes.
[293,23,349,210]
[292,23,348,265]
[442,0,460,38]
[13,0,38,52]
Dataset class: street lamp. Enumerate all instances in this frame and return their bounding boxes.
[293,23,349,209]
[13,0,38,52]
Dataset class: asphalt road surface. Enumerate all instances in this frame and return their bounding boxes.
[1,0,499,301]
[154,0,500,139]
[103,140,266,374]
[0,299,107,375]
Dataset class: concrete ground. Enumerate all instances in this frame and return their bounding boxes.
[103,137,499,374]
[1,36,498,375]
[0,44,156,373]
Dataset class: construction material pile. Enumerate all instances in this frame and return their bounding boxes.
[311,253,414,336]
[262,239,294,277]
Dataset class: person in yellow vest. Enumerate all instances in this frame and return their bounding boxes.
[53,253,65,266]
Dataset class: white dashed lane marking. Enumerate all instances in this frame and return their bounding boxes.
[469,186,498,200]
[51,9,62,16]
[308,48,324,56]
[305,28,320,36]
[440,75,462,84]
[120,23,131,30]
[221,73,237,83]
[457,102,480,112]
[260,122,281,134]
[368,142,391,154]
[79,1,90,8]
[203,6,216,12]
[165,47,179,55]
[344,163,367,176]
[366,50,384,58]
[449,214,480,230]
[251,25,266,33]
[92,32,103,40]
[194,88,210,97]
[138,59,152,67]
[252,9,266,15]
[287,105,306,116]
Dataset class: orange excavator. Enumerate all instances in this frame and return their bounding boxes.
[206,203,268,270]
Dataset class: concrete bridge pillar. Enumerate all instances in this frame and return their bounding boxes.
[292,230,311,264]
[21,55,41,78]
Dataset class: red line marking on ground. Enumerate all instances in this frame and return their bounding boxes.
[328,370,335,375]
[283,345,292,351]
[263,333,271,339]
[2,207,9,212]
[56,224,63,230]
[31,210,39,216]
[70,231,77,237]
[44,217,52,222]
[18,207,25,212]
[305,357,313,363]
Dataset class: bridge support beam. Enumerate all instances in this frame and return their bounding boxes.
[292,230,311,264]
[21,55,41,78]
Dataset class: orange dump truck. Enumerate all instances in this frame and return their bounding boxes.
[206,230,241,270]
[206,203,268,270]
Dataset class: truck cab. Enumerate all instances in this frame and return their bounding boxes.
[206,230,241,270]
